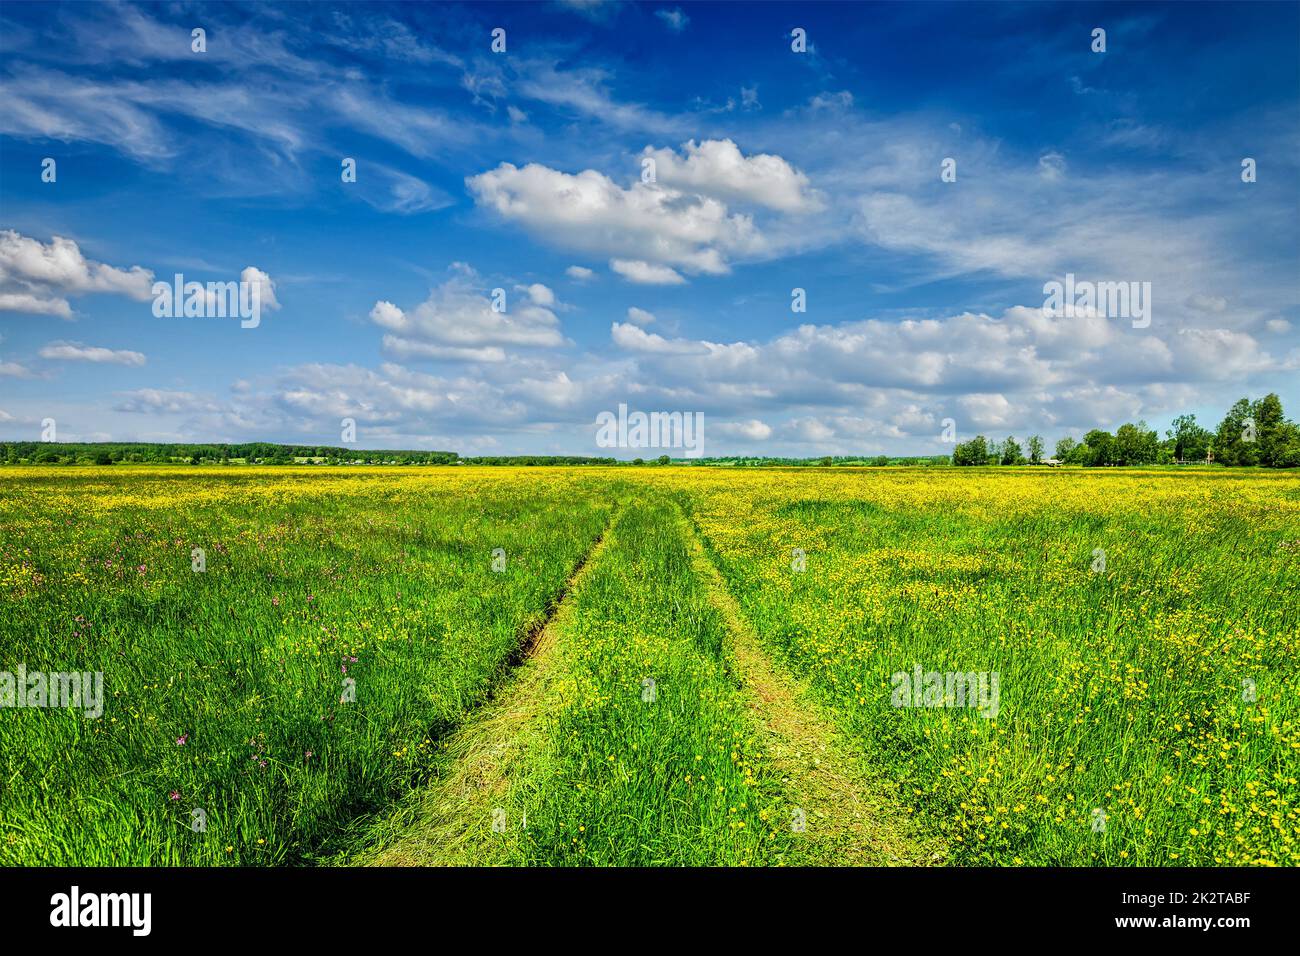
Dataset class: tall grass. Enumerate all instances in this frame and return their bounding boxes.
[683,468,1300,865]
[0,468,610,864]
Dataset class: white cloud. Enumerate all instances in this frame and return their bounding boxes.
[381,336,506,363]
[807,90,854,112]
[369,265,565,359]
[513,60,678,134]
[555,1,619,23]
[714,419,772,440]
[655,8,689,32]
[113,389,219,414]
[1038,151,1066,181]
[610,321,707,355]
[518,283,556,307]
[959,393,1014,428]
[0,230,154,317]
[39,341,146,366]
[625,307,656,326]
[0,360,35,378]
[641,139,822,213]
[565,265,595,281]
[609,259,686,285]
[355,164,455,215]
[0,292,72,318]
[468,160,763,277]
[240,267,280,312]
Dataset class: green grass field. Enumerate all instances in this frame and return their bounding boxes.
[1,466,1296,866]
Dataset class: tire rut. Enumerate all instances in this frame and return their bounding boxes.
[357,505,620,866]
[683,511,945,867]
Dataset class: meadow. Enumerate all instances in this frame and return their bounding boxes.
[0,468,612,864]
[1,466,1297,866]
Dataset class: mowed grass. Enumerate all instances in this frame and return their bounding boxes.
[428,496,795,865]
[0,467,611,864]
[674,467,1300,866]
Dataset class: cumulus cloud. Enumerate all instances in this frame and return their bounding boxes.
[517,282,555,308]
[589,303,1291,447]
[240,267,280,312]
[72,289,1291,456]
[610,321,707,355]
[0,292,72,318]
[565,265,595,281]
[625,307,655,326]
[369,265,565,359]
[641,139,821,213]
[714,419,772,440]
[468,158,765,278]
[0,230,154,317]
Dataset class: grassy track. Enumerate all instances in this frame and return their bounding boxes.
[684,516,940,865]
[364,496,815,865]
[363,495,933,866]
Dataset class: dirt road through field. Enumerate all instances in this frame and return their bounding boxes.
[684,514,942,866]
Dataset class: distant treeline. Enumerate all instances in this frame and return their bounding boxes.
[460,456,618,466]
[952,393,1300,468]
[5,394,1296,468]
[0,446,956,467]
[0,442,458,466]
[678,455,951,467]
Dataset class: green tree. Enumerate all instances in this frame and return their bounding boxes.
[1214,397,1259,466]
[952,435,988,466]
[1114,421,1159,465]
[1001,436,1024,465]
[1254,393,1298,467]
[1167,414,1212,463]
[1027,435,1044,464]
[1081,430,1116,466]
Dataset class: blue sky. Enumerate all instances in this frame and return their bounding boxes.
[1,0,1297,456]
